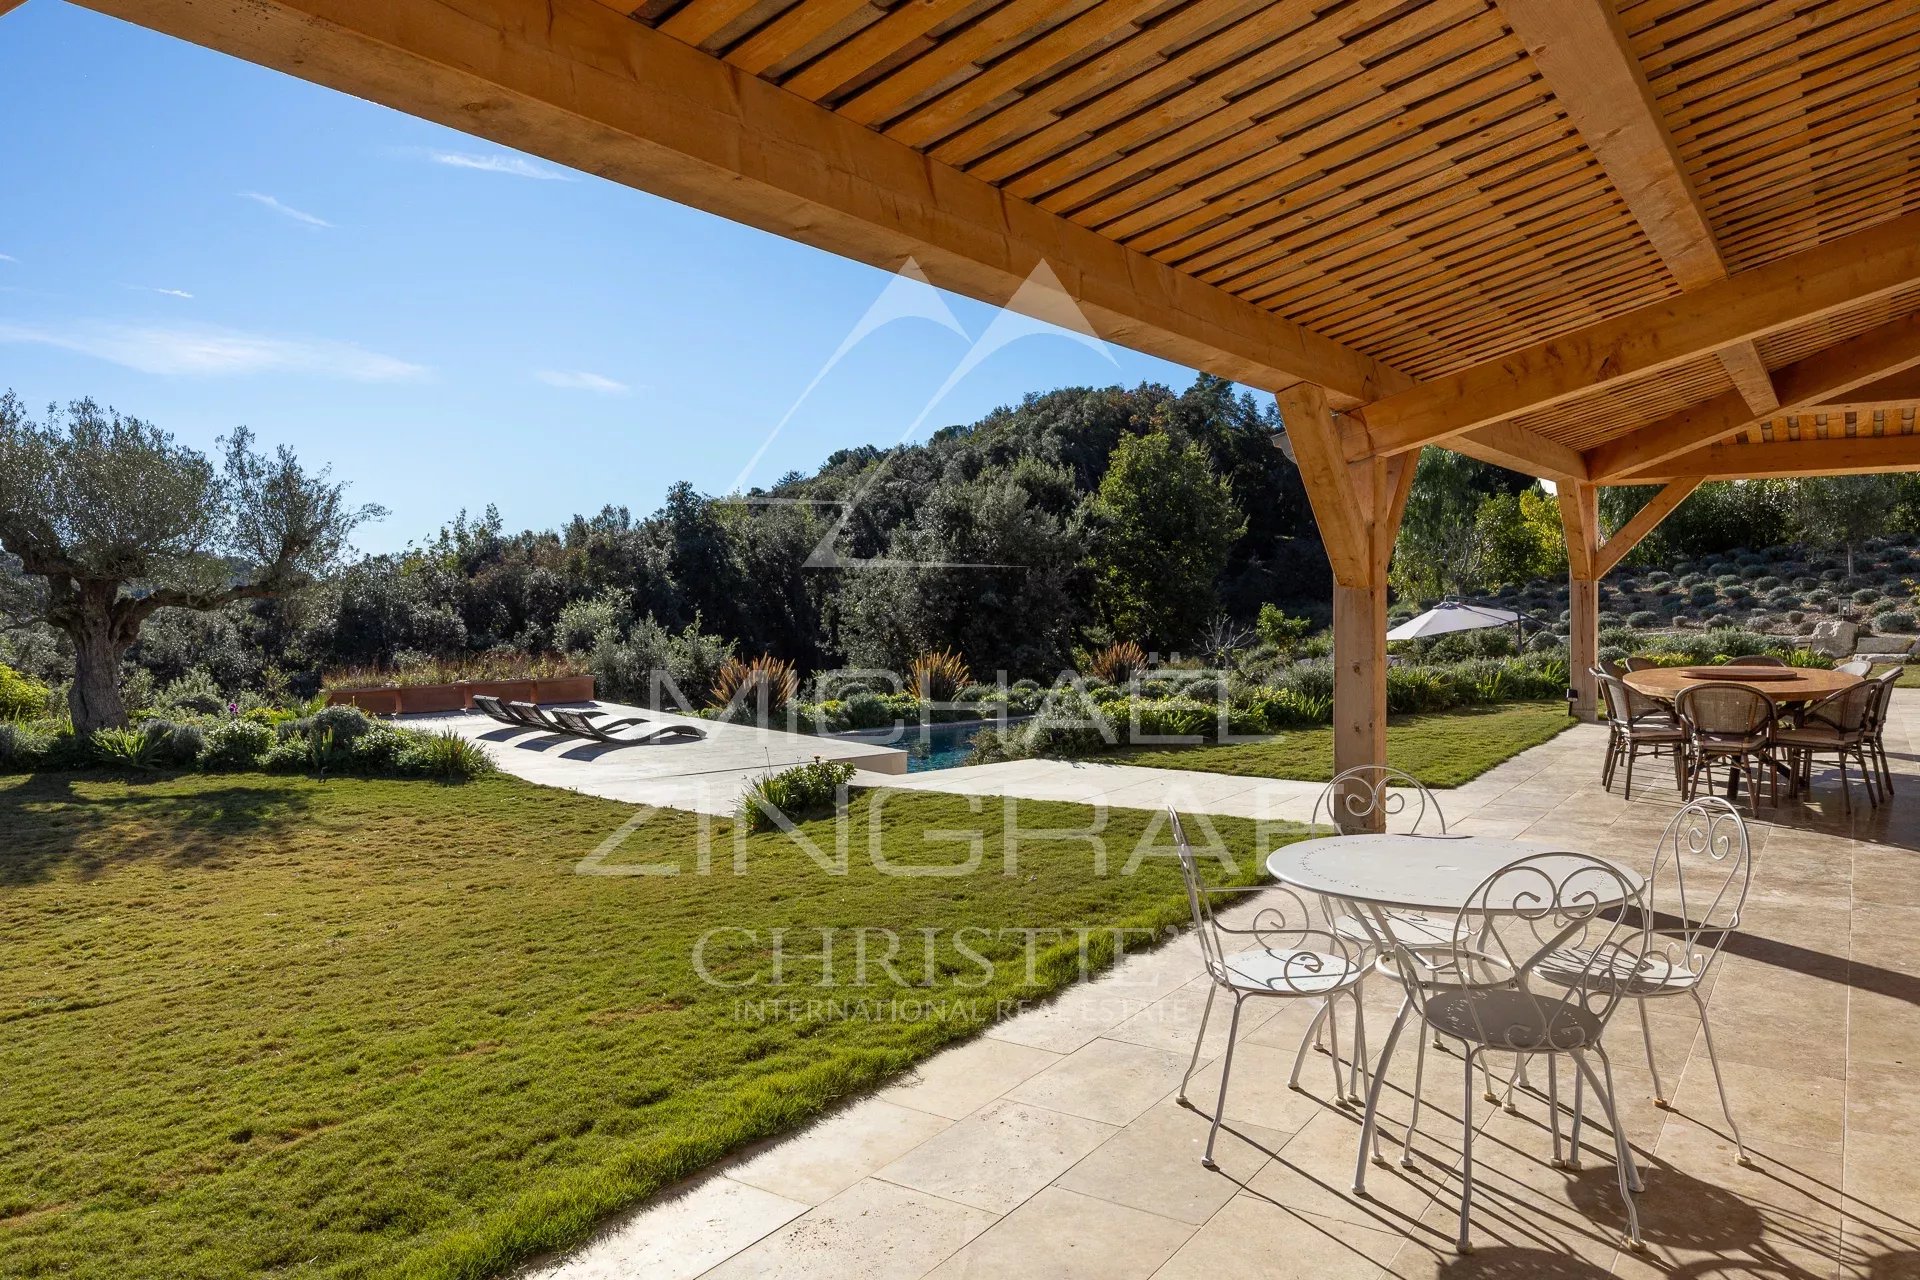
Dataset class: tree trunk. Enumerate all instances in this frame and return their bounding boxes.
[66,605,130,736]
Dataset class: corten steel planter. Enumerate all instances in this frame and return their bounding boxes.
[324,675,596,712]
[329,687,403,715]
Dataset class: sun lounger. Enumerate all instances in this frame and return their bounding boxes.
[472,694,519,725]
[546,707,704,744]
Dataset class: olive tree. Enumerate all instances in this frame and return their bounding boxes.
[0,393,382,733]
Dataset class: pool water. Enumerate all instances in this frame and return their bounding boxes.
[903,721,988,772]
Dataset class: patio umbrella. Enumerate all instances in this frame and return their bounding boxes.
[1386,600,1525,642]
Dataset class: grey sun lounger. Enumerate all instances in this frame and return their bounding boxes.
[546,707,705,744]
[498,699,648,735]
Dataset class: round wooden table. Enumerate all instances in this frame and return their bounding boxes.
[1621,665,1862,798]
[1621,664,1859,706]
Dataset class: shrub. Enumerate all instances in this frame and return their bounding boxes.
[1716,574,1743,587]
[1526,632,1563,654]
[0,722,51,771]
[1873,611,1918,634]
[1088,641,1148,684]
[140,719,206,767]
[909,649,972,701]
[1627,611,1659,628]
[1722,584,1752,601]
[1853,588,1882,605]
[708,654,800,717]
[1255,605,1314,652]
[0,663,51,720]
[1688,584,1717,604]
[1807,589,1834,606]
[397,728,495,780]
[201,718,275,770]
[153,669,227,718]
[1646,581,1675,596]
[1677,573,1704,589]
[91,726,168,771]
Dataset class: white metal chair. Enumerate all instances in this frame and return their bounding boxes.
[1370,852,1651,1253]
[1539,798,1753,1166]
[1168,807,1372,1169]
[1835,658,1873,678]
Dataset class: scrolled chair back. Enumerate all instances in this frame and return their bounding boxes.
[1675,683,1777,738]
[1310,764,1447,836]
[1167,807,1364,992]
[1377,852,1647,1053]
[1644,797,1750,985]
[1835,659,1873,677]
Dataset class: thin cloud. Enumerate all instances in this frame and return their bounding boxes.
[0,319,425,381]
[0,253,16,263]
[240,191,332,228]
[127,285,195,299]
[429,150,573,181]
[537,369,629,394]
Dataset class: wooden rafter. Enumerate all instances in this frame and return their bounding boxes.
[74,0,1409,408]
[1803,367,1920,410]
[1593,479,1701,577]
[1632,433,1920,483]
[1358,208,1920,455]
[1498,0,1775,415]
[1592,310,1920,480]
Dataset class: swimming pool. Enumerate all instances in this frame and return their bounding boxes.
[833,719,1014,772]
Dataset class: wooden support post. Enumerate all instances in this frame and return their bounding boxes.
[1559,482,1601,722]
[1277,383,1414,830]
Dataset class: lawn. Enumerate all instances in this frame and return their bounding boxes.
[1104,700,1576,786]
[0,771,1275,1280]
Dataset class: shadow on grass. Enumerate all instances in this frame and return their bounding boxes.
[0,771,313,886]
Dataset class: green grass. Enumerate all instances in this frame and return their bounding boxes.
[1102,701,1576,787]
[0,772,1277,1280]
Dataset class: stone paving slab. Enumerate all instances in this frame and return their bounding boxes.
[515,692,1920,1279]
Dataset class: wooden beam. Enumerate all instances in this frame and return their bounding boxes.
[1559,481,1600,722]
[1714,342,1779,415]
[1357,209,1920,455]
[1593,479,1700,577]
[0,0,28,17]
[1445,422,1589,483]
[1275,382,1370,587]
[74,0,1409,408]
[1497,0,1775,417]
[1593,311,1920,480]
[1802,367,1920,410]
[1631,434,1920,483]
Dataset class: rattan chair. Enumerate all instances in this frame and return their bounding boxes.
[1675,684,1780,807]
[1867,668,1900,795]
[1597,670,1685,798]
[1775,679,1879,811]
[1168,808,1371,1168]
[1623,656,1658,672]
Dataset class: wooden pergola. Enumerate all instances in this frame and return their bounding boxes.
[32,0,1920,780]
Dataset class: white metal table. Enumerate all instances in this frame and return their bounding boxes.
[1265,833,1644,1194]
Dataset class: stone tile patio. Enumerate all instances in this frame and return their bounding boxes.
[525,692,1920,1279]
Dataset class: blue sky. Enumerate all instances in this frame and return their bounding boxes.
[0,2,1202,554]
